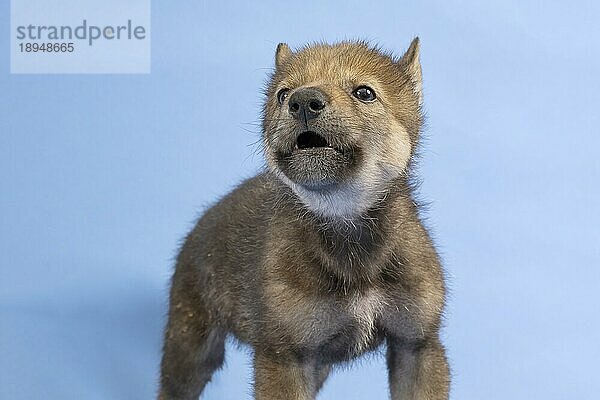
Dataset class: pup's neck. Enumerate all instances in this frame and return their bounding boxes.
[283,176,414,289]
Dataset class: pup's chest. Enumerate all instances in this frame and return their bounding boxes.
[264,285,390,360]
[317,290,388,361]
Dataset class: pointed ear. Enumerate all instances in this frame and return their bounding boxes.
[399,37,423,105]
[275,43,293,69]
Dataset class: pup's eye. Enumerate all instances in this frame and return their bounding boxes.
[353,86,377,102]
[277,88,290,105]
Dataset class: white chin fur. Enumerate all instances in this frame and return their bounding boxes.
[286,178,376,219]
[266,121,412,219]
[272,157,405,219]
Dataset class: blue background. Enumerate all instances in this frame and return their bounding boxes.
[1,1,599,399]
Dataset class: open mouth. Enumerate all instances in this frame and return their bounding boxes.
[273,130,361,188]
[295,131,331,150]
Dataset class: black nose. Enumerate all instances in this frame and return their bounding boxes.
[288,87,327,121]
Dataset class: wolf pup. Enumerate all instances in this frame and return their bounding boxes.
[159,38,450,400]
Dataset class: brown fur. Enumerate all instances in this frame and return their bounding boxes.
[158,38,450,399]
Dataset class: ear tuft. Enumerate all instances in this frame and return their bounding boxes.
[400,37,423,105]
[275,43,293,69]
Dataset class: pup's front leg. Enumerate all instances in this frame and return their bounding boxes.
[158,266,226,400]
[387,337,450,400]
[254,351,320,400]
